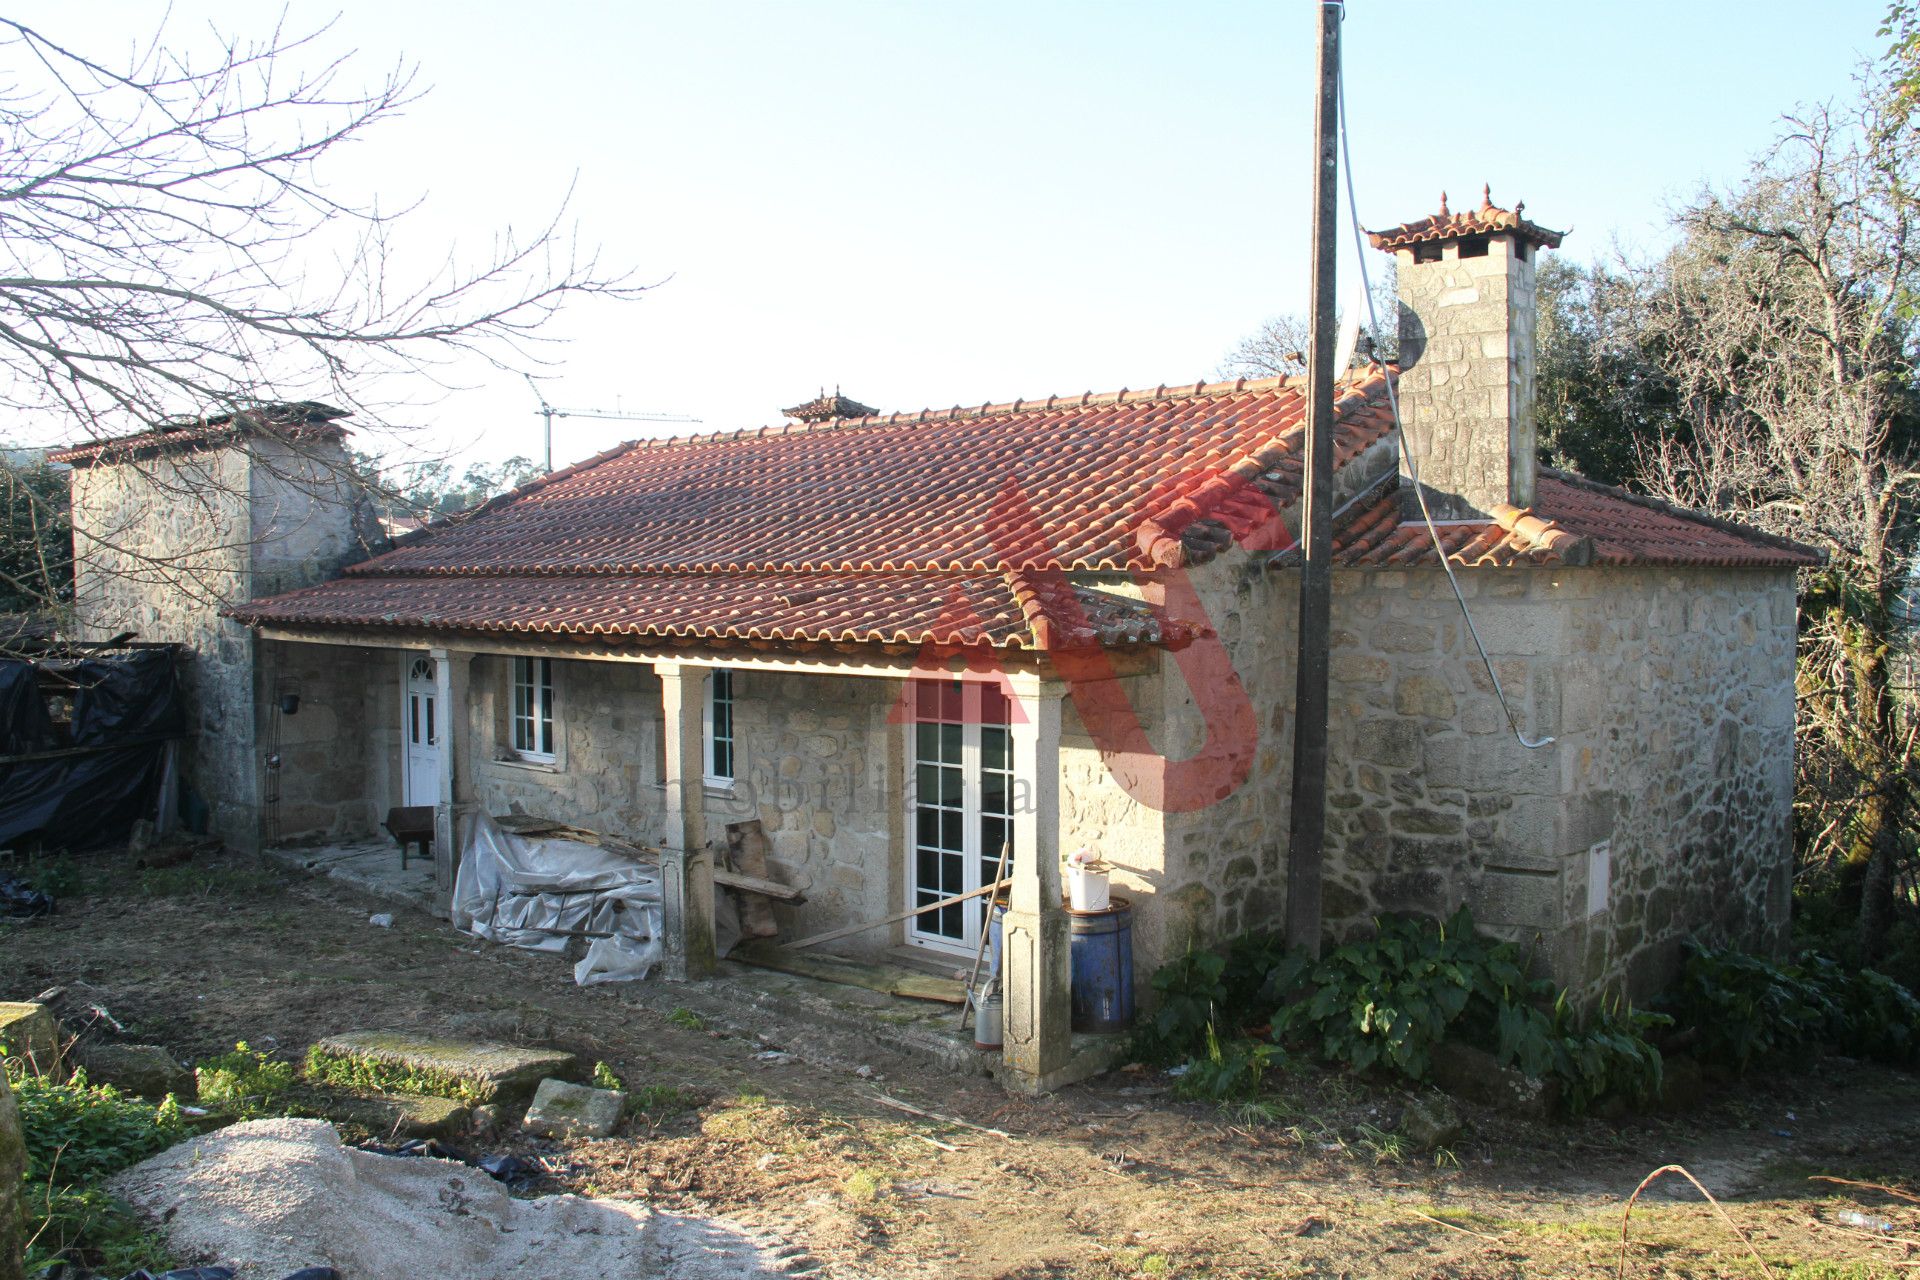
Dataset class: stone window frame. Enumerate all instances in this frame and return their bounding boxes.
[703,667,737,790]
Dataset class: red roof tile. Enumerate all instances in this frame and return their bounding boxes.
[51,402,350,467]
[355,370,1396,580]
[1367,186,1565,253]
[227,570,1201,651]
[229,372,1404,650]
[1325,473,1821,570]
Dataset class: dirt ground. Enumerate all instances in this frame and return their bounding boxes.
[7,846,1920,1280]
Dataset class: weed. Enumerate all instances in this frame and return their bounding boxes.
[303,1045,487,1105]
[1779,1263,1876,1280]
[842,1168,888,1203]
[1432,1146,1461,1170]
[194,1042,295,1117]
[667,1006,707,1032]
[8,1062,185,1274]
[591,1061,624,1091]
[26,853,85,899]
[1173,1025,1281,1102]
[1224,1097,1296,1127]
[1353,1121,1407,1165]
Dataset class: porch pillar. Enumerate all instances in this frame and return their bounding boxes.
[1003,677,1069,1087]
[657,662,716,980]
[429,647,473,920]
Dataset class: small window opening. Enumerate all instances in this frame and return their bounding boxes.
[1413,241,1443,264]
[1457,234,1490,259]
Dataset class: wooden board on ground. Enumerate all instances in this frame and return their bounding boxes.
[731,940,966,1004]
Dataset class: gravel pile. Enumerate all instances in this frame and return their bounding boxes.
[112,1118,784,1279]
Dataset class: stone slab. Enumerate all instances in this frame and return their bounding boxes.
[0,1074,21,1280]
[0,1003,59,1076]
[311,1091,473,1141]
[310,1032,579,1103]
[522,1079,623,1139]
[74,1042,193,1099]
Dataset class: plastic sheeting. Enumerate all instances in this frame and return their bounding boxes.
[451,811,665,982]
[0,649,184,850]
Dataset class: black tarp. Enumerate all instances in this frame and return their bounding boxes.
[0,648,183,850]
[0,660,54,754]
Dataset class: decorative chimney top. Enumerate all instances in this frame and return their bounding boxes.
[782,387,877,424]
[1367,184,1565,255]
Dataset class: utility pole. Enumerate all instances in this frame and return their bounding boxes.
[523,375,700,472]
[1285,0,1341,957]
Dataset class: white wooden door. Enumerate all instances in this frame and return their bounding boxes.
[906,680,1014,957]
[403,655,440,806]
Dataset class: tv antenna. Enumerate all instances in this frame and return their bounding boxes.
[523,374,701,472]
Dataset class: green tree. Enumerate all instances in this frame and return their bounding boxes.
[0,455,70,615]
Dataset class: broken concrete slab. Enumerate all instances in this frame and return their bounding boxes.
[311,1092,473,1141]
[73,1042,193,1099]
[0,1002,59,1076]
[523,1078,623,1139]
[309,1032,579,1104]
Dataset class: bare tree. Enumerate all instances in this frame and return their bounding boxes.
[1216,265,1398,380]
[0,12,643,617]
[1633,85,1920,958]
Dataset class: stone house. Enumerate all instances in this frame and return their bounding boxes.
[55,195,1817,1091]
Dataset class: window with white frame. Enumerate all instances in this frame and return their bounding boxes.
[704,667,735,784]
[907,679,1014,955]
[510,657,556,761]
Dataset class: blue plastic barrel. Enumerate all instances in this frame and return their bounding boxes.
[1068,894,1134,1033]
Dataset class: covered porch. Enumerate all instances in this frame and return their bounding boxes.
[254,625,1104,1091]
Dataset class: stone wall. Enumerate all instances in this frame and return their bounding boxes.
[1072,550,1798,1005]
[262,640,379,841]
[68,439,374,849]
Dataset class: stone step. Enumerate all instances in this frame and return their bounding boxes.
[309,1032,579,1104]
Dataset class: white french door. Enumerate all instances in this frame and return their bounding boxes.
[402,655,441,806]
[907,679,1015,957]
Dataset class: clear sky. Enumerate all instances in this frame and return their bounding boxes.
[25,1,1896,469]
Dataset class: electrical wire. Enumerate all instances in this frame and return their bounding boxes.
[1330,8,1554,750]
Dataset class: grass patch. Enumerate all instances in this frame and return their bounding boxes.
[303,1045,488,1105]
[195,1041,295,1118]
[842,1168,889,1204]
[132,862,282,899]
[10,1063,186,1275]
[666,1007,707,1032]
[626,1083,697,1118]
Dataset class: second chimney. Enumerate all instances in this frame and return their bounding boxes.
[1369,187,1565,522]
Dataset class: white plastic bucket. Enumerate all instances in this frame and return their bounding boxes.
[972,985,1004,1050]
[1068,866,1111,913]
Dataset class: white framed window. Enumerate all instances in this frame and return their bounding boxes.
[704,667,736,785]
[511,656,556,761]
[907,679,1014,956]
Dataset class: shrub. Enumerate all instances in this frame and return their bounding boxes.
[8,1063,185,1273]
[1274,908,1532,1082]
[1172,1025,1282,1102]
[195,1041,295,1116]
[1142,908,1668,1115]
[592,1061,624,1091]
[1667,945,1920,1071]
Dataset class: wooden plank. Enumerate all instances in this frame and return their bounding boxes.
[732,941,965,1004]
[726,820,780,937]
[785,877,1010,951]
[714,868,805,904]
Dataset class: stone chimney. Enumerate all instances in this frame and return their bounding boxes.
[782,386,877,424]
[1368,186,1564,522]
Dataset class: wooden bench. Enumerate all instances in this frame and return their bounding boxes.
[383,805,435,869]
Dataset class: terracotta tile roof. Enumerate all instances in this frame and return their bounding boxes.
[51,402,350,467]
[230,371,1399,651]
[1367,186,1565,253]
[226,570,1200,651]
[357,369,1396,580]
[1321,472,1822,570]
